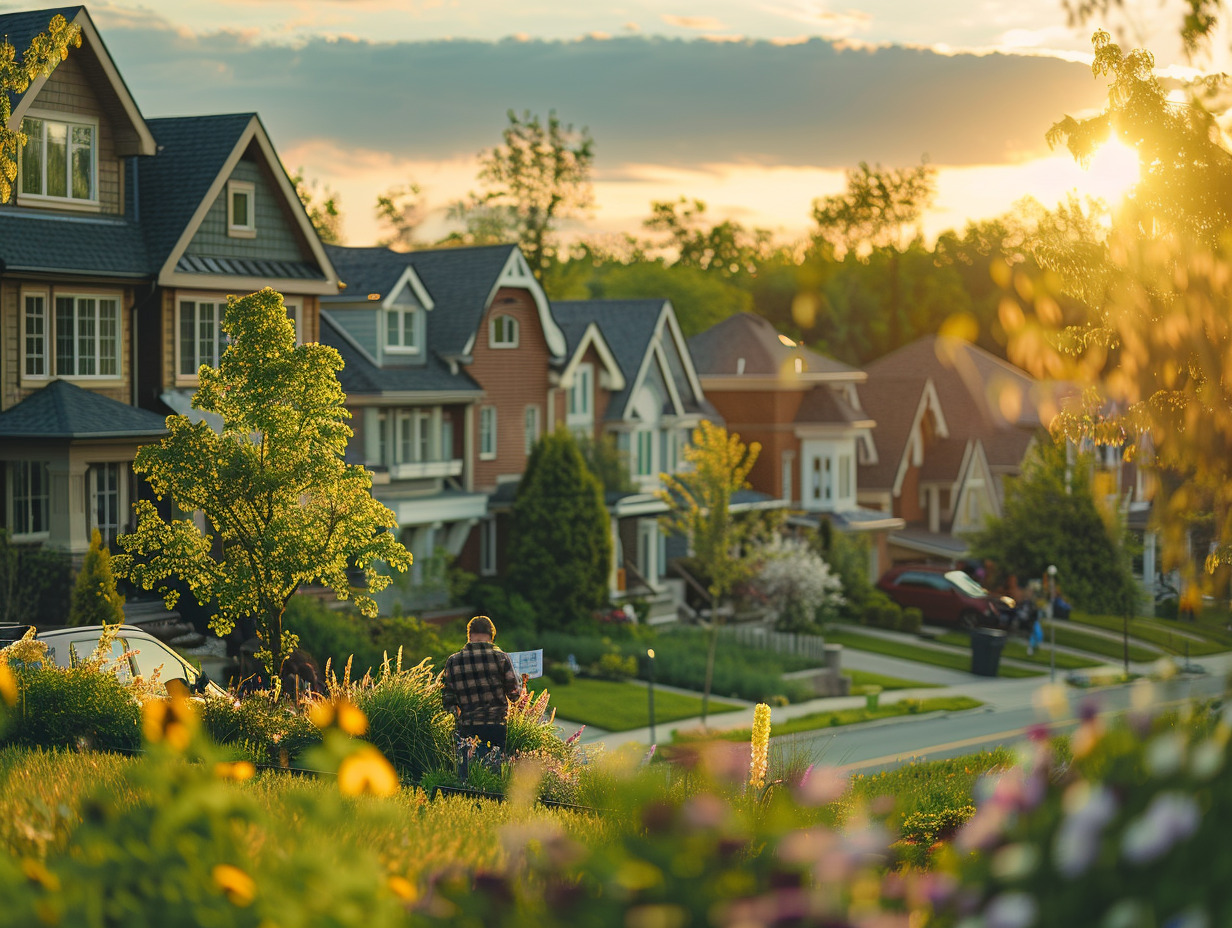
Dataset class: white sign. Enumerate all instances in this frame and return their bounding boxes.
[506,648,543,679]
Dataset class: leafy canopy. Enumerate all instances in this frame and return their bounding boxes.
[115,289,411,675]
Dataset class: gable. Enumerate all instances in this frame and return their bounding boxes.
[185,156,306,263]
[658,317,699,410]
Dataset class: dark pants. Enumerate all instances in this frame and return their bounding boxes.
[455,720,507,782]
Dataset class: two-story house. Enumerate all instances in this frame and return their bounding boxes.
[688,313,903,580]
[0,7,337,560]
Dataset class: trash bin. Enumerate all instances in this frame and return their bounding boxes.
[970,628,1007,677]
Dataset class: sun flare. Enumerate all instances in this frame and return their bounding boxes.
[1086,136,1141,203]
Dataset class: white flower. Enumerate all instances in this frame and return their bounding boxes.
[1121,791,1200,865]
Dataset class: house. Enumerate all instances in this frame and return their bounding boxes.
[687,312,904,579]
[856,335,1045,563]
[0,7,337,559]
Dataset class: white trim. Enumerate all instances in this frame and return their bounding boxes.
[18,286,50,383]
[658,300,706,406]
[156,116,339,291]
[891,379,949,497]
[16,109,100,206]
[652,342,686,416]
[479,516,498,576]
[489,313,520,349]
[559,322,626,391]
[523,404,541,456]
[383,305,422,355]
[479,405,497,460]
[382,265,435,311]
[173,292,229,384]
[44,290,125,380]
[226,179,256,237]
[483,248,566,358]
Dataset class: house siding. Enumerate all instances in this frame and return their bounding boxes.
[469,287,551,490]
[701,387,805,499]
[22,54,123,215]
[185,158,303,262]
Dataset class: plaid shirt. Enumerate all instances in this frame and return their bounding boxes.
[441,642,522,724]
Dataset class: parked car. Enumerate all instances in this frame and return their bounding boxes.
[0,624,227,698]
[876,565,1001,629]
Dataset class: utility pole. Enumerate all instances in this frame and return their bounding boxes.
[1048,564,1058,683]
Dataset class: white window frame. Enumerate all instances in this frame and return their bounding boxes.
[88,462,125,547]
[21,288,49,380]
[176,295,228,381]
[479,406,498,460]
[635,429,655,479]
[284,297,303,344]
[479,517,498,576]
[385,306,421,355]
[18,111,99,206]
[53,293,122,379]
[567,363,593,426]
[227,179,256,238]
[490,313,519,348]
[524,405,541,456]
[8,461,50,540]
[781,451,795,503]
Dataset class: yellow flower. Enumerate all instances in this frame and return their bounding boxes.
[336,699,369,736]
[142,692,195,751]
[387,875,418,903]
[214,760,256,782]
[21,858,61,892]
[338,746,399,797]
[0,661,16,706]
[212,864,256,907]
[749,702,772,791]
[308,699,334,729]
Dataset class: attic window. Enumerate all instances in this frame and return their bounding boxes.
[490,314,519,348]
[227,180,256,238]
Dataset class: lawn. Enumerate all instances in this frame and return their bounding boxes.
[843,669,940,693]
[1072,613,1231,657]
[671,696,985,743]
[935,630,1105,669]
[530,677,743,731]
[825,629,1045,678]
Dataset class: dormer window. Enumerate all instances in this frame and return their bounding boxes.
[490,313,519,348]
[386,306,420,354]
[567,363,593,426]
[227,180,256,238]
[20,115,96,203]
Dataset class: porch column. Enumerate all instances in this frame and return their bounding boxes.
[47,456,89,557]
[363,408,381,465]
[431,407,443,462]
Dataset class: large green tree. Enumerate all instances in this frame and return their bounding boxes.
[506,428,611,631]
[115,289,412,679]
[967,441,1138,615]
[1,13,81,203]
[375,181,424,251]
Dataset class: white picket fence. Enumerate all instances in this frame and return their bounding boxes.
[719,624,830,662]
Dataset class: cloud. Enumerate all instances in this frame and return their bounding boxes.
[661,14,728,31]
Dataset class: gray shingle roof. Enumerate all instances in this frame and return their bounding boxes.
[139,114,256,271]
[0,7,83,112]
[794,384,872,427]
[319,315,482,396]
[0,380,167,438]
[551,299,666,418]
[0,207,149,276]
[176,254,324,280]
[688,313,859,378]
[324,244,517,357]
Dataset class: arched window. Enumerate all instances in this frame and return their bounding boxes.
[490,314,519,348]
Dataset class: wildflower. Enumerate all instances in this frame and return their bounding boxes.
[749,702,771,791]
[565,726,585,746]
[212,864,256,906]
[0,661,16,706]
[1054,782,1117,878]
[388,875,418,903]
[214,761,256,782]
[1,627,48,667]
[1121,792,1200,865]
[142,692,194,751]
[338,746,399,798]
[21,858,60,892]
[983,891,1037,928]
[336,699,368,736]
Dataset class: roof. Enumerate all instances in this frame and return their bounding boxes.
[551,299,667,418]
[0,207,149,276]
[319,314,482,396]
[688,313,860,379]
[138,114,257,271]
[1,7,83,112]
[324,244,517,357]
[794,384,873,427]
[856,377,929,489]
[0,380,168,438]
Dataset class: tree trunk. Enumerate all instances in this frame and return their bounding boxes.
[265,604,284,688]
[700,615,719,726]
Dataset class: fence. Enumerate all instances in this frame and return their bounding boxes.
[719,624,830,661]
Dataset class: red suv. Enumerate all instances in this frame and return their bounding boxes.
[876,565,1000,629]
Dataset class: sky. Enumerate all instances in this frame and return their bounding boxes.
[18,0,1225,247]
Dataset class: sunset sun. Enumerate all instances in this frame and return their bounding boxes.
[1086,135,1142,203]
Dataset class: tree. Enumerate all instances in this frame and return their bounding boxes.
[114,289,412,679]
[68,530,125,627]
[375,181,424,251]
[506,428,611,630]
[644,197,776,278]
[967,441,1138,615]
[290,169,343,245]
[1,13,81,203]
[753,535,844,633]
[810,160,936,256]
[658,421,760,723]
[452,109,594,270]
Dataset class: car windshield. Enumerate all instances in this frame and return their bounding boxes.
[945,570,988,597]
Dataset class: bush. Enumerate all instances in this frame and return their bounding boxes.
[198,694,321,766]
[545,663,574,686]
[899,606,923,633]
[591,653,636,681]
[4,664,140,753]
[289,596,453,678]
[861,590,906,629]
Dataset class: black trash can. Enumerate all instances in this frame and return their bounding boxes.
[970,628,1007,677]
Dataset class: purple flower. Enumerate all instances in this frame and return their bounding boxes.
[1121,792,1200,865]
[1054,783,1117,878]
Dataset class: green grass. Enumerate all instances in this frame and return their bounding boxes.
[530,677,743,732]
[1072,613,1230,657]
[826,630,1045,678]
[672,696,984,743]
[844,669,940,693]
[935,631,1103,669]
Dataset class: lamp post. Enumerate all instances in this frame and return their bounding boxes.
[647,648,657,745]
[1047,564,1057,682]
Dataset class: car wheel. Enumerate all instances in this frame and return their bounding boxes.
[959,609,980,630]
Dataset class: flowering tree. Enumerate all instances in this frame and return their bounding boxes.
[754,535,845,632]
[115,289,412,680]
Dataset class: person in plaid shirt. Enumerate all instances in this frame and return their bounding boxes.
[441,615,523,778]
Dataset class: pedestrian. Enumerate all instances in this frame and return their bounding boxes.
[440,615,523,782]
[1027,612,1044,655]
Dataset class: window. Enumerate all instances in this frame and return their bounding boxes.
[397,412,412,463]
[23,293,46,377]
[490,313,519,348]
[178,299,226,377]
[524,405,541,456]
[9,461,50,536]
[227,180,256,237]
[636,430,655,478]
[285,299,302,344]
[479,406,497,460]
[90,463,122,546]
[567,363,593,424]
[385,307,419,354]
[479,518,497,576]
[54,295,120,377]
[781,452,794,503]
[416,413,431,462]
[20,115,95,202]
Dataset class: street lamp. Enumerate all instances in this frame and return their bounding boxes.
[647,649,657,745]
[1047,564,1057,682]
